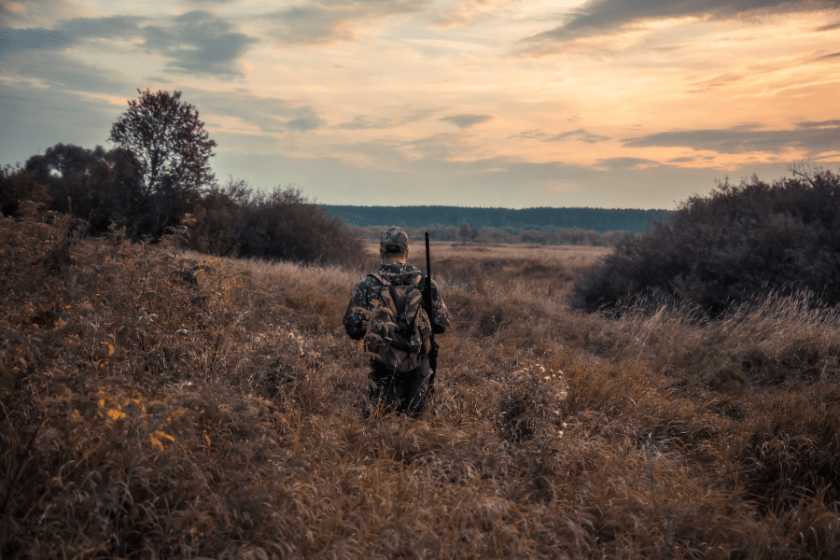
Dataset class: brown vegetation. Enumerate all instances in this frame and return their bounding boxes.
[1,162,366,268]
[574,170,840,315]
[2,209,839,559]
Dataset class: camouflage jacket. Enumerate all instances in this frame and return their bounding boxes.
[343,262,451,342]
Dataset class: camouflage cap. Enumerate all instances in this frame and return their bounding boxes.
[380,227,409,254]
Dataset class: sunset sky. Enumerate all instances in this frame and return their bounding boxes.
[2,0,839,209]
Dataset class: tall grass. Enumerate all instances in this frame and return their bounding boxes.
[2,209,839,559]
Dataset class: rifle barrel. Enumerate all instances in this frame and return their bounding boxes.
[424,231,437,386]
[425,232,432,283]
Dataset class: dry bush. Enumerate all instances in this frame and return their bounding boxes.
[234,187,366,268]
[2,213,839,559]
[0,166,51,218]
[573,170,840,316]
[4,157,366,268]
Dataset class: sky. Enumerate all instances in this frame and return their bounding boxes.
[1,0,839,209]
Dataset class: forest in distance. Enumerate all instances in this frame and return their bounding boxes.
[323,205,672,233]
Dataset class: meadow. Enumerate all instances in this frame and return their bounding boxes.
[2,208,839,559]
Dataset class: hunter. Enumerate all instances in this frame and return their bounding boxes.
[343,227,451,418]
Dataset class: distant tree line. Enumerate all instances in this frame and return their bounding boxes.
[0,89,364,267]
[354,224,633,247]
[324,205,672,234]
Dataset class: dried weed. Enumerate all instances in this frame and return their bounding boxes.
[1,212,839,559]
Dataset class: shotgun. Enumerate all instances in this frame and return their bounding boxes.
[423,231,438,393]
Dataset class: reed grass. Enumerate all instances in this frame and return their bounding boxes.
[2,209,839,559]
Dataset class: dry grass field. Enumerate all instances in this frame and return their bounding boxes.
[2,211,839,559]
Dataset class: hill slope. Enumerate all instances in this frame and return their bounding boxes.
[2,210,839,559]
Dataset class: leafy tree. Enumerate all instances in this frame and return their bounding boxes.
[23,144,143,235]
[459,221,478,242]
[110,89,217,236]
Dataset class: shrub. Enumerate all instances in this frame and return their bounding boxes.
[0,164,51,217]
[188,179,250,257]
[232,186,366,268]
[573,170,840,316]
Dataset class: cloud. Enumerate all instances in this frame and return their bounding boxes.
[440,114,493,128]
[5,51,130,94]
[404,134,460,160]
[0,16,144,61]
[335,141,411,165]
[337,116,401,130]
[185,89,327,133]
[545,128,610,143]
[141,11,258,77]
[595,157,659,170]
[509,130,546,140]
[0,16,145,61]
[510,128,610,143]
[520,0,840,53]
[799,119,840,128]
[667,155,715,163]
[284,116,325,132]
[816,20,840,30]
[686,72,748,93]
[337,109,436,130]
[0,27,74,58]
[59,15,144,39]
[265,0,431,46]
[623,121,840,155]
[1,13,256,77]
[431,0,517,28]
[0,0,85,27]
[817,51,840,59]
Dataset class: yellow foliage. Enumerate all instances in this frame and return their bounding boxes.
[107,409,126,420]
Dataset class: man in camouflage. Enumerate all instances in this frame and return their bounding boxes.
[343,227,451,418]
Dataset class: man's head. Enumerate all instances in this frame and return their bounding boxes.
[380,226,409,263]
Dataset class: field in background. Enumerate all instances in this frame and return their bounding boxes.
[366,240,611,267]
[356,224,633,247]
[2,210,839,559]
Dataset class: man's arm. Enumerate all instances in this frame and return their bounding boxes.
[342,278,370,340]
[420,277,451,334]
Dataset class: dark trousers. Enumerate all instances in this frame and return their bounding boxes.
[365,355,432,418]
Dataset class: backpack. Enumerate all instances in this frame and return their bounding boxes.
[362,272,432,373]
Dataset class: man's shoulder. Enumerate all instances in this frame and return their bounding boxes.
[353,274,377,290]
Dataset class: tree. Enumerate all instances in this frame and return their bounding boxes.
[1,164,50,217]
[20,144,143,234]
[110,89,216,236]
[459,220,479,242]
